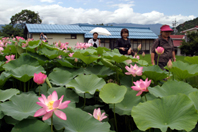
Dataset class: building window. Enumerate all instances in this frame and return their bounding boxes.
[71,34,77,39]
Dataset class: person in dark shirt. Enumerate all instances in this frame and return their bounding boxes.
[117,28,133,55]
[151,25,176,69]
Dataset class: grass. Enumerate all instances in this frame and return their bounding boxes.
[139,54,186,65]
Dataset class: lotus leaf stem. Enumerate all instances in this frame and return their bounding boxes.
[114,104,118,132]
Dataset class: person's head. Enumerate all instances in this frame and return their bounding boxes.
[41,32,44,35]
[93,32,98,39]
[121,28,129,38]
[160,25,173,38]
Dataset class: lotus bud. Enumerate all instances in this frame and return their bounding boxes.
[137,44,141,51]
[155,47,164,55]
[75,58,78,63]
[142,52,145,57]
[167,59,172,69]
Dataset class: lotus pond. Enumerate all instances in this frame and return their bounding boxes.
[0,37,198,132]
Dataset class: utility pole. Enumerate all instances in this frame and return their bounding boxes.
[172,19,178,35]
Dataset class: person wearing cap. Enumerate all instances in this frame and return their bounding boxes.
[88,32,101,48]
[151,25,176,69]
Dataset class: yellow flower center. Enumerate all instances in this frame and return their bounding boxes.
[47,101,54,110]
[97,115,100,121]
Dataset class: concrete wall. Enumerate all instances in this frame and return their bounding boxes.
[31,34,84,47]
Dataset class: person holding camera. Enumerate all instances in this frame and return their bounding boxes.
[117,28,134,55]
[40,32,48,41]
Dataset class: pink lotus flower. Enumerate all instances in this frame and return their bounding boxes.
[89,108,107,121]
[75,43,85,49]
[125,64,143,77]
[34,91,71,120]
[125,59,132,65]
[137,44,141,51]
[133,55,140,60]
[69,53,74,57]
[0,47,4,52]
[131,78,151,96]
[22,42,28,47]
[5,55,15,63]
[33,72,47,85]
[84,43,92,49]
[57,56,62,59]
[155,47,164,55]
[167,59,172,69]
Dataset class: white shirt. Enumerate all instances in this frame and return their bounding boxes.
[88,39,99,47]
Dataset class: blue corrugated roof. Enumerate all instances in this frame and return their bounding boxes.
[79,24,158,39]
[26,24,85,34]
[26,24,158,39]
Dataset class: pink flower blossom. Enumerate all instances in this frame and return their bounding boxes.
[75,43,84,49]
[33,72,47,85]
[16,36,25,41]
[84,43,92,49]
[131,78,151,96]
[89,108,107,121]
[133,55,140,60]
[5,55,15,63]
[69,53,74,57]
[0,47,4,52]
[34,91,71,120]
[155,47,164,55]
[57,56,62,59]
[125,64,143,77]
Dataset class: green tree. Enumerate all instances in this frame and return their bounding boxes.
[180,32,198,56]
[0,25,24,37]
[10,9,42,28]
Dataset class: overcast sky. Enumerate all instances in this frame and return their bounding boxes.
[0,0,196,26]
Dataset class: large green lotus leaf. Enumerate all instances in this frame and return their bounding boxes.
[149,80,197,98]
[48,68,74,86]
[99,83,127,104]
[3,53,40,71]
[143,65,168,81]
[73,51,99,64]
[80,49,97,55]
[37,47,60,59]
[0,71,11,88]
[67,74,106,95]
[188,91,198,111]
[169,61,198,80]
[45,107,110,132]
[11,119,50,132]
[1,93,40,121]
[9,64,45,82]
[28,40,41,49]
[28,52,49,66]
[103,51,121,59]
[184,56,198,64]
[112,55,128,63]
[0,89,20,102]
[84,65,115,77]
[48,87,79,105]
[137,60,149,66]
[132,94,198,132]
[2,44,17,54]
[25,40,41,53]
[57,59,74,68]
[110,89,142,115]
[96,47,111,56]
